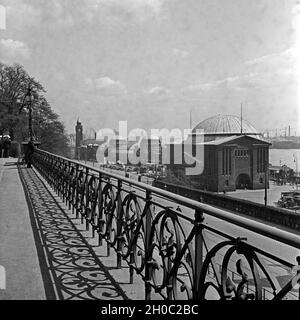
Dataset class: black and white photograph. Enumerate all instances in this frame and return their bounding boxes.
[0,0,299,313]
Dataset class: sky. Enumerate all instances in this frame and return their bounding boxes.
[0,0,299,137]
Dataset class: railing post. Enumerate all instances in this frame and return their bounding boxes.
[98,172,103,246]
[129,248,134,285]
[67,162,71,209]
[83,168,89,225]
[85,168,90,230]
[297,256,300,300]
[116,179,123,269]
[144,190,152,300]
[66,161,71,206]
[75,164,79,217]
[62,161,66,202]
[193,208,204,299]
[106,180,111,257]
[71,164,78,214]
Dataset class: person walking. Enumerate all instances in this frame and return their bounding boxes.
[0,137,3,158]
[25,140,35,168]
[3,136,11,158]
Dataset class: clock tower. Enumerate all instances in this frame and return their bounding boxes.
[75,120,83,159]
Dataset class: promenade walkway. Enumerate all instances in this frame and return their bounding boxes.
[0,158,45,299]
[1,158,298,301]
[0,158,140,300]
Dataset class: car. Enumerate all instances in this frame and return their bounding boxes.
[277,191,298,208]
[292,192,300,205]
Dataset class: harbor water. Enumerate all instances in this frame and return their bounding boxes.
[269,149,300,169]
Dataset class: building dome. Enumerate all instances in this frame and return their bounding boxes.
[192,114,261,141]
[193,114,258,134]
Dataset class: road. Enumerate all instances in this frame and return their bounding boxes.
[226,180,300,212]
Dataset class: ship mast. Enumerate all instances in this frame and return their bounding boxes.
[240,103,243,134]
[294,153,298,190]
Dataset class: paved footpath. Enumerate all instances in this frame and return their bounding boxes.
[0,158,45,299]
[0,158,133,300]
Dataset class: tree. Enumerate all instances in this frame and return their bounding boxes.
[0,62,70,157]
[0,63,43,138]
[32,97,70,156]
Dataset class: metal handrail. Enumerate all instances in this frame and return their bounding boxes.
[36,149,300,249]
[32,148,300,300]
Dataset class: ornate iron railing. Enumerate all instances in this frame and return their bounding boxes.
[32,149,300,300]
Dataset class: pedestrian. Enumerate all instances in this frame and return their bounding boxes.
[3,136,11,158]
[0,137,3,158]
[25,140,35,168]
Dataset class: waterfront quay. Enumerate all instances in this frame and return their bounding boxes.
[227,181,300,210]
[83,159,300,212]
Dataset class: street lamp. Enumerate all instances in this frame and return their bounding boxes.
[19,84,39,168]
[24,84,34,141]
[264,160,268,207]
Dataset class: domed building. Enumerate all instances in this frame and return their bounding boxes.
[192,114,262,141]
[167,114,271,192]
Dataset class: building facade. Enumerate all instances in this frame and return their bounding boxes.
[166,115,271,192]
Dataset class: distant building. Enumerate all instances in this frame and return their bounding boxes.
[75,120,83,159]
[166,114,271,192]
[75,122,163,165]
[139,137,162,164]
[107,137,128,163]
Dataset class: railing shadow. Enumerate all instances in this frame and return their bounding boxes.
[18,164,129,300]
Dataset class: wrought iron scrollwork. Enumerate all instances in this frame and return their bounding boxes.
[32,149,300,301]
[101,183,117,246]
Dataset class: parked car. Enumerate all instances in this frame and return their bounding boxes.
[277,192,298,208]
[293,192,300,205]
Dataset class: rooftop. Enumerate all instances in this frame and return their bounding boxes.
[193,114,260,135]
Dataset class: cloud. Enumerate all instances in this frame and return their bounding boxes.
[292,1,300,39]
[239,47,297,89]
[5,1,42,28]
[182,76,239,94]
[42,1,75,28]
[172,48,189,59]
[145,86,170,96]
[3,0,168,33]
[0,5,6,30]
[4,0,74,30]
[0,38,30,61]
[86,0,168,22]
[245,47,296,72]
[92,0,165,14]
[183,47,298,95]
[85,76,127,95]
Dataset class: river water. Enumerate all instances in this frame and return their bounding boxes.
[269,149,300,169]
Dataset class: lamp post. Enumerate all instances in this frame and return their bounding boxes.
[264,160,268,207]
[19,84,39,168]
[24,84,34,141]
